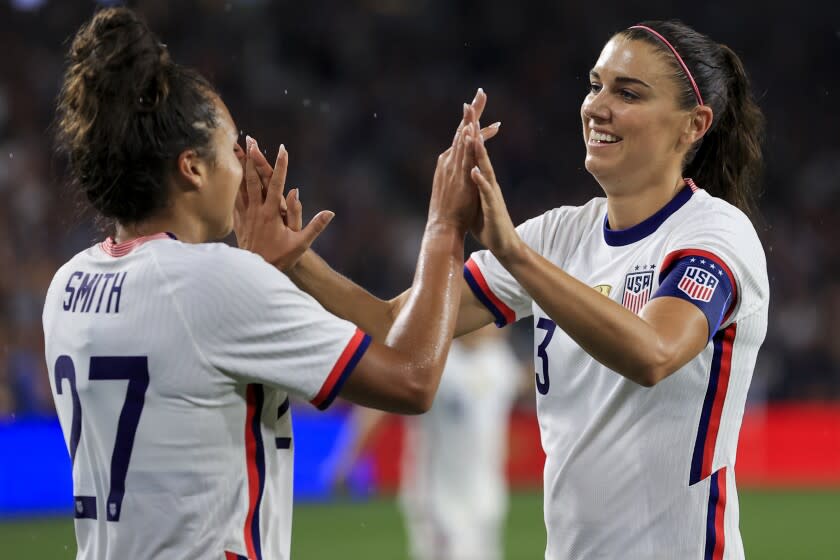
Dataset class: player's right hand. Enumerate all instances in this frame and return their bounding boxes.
[234,138,334,270]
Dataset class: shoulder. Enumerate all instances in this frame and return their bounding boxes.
[665,190,769,315]
[517,197,607,247]
[153,241,282,278]
[671,191,765,257]
[522,197,606,229]
[685,191,759,236]
[45,246,97,295]
[150,241,297,301]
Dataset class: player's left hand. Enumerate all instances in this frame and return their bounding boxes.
[234,138,334,270]
[464,121,521,261]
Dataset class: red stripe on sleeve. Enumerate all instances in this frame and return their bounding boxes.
[659,249,737,322]
[713,467,728,560]
[465,259,516,324]
[311,328,366,408]
[702,325,736,478]
[243,388,260,560]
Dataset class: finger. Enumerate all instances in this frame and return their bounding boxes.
[470,165,491,194]
[252,144,275,189]
[480,122,502,142]
[245,145,263,219]
[452,114,469,170]
[470,87,487,123]
[265,145,288,211]
[473,130,497,185]
[452,102,476,147]
[300,210,335,247]
[453,88,486,139]
[462,122,478,176]
[286,188,303,231]
[235,171,247,214]
[246,136,273,198]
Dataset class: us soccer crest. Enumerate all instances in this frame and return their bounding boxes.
[622,269,654,313]
[678,265,719,302]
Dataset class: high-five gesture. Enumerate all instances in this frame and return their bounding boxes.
[234,139,334,270]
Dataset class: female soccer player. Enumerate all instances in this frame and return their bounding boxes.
[43,7,495,559]
[284,20,768,559]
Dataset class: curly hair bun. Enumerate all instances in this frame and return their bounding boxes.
[55,7,218,224]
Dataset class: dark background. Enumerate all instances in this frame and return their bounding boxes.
[1,0,839,419]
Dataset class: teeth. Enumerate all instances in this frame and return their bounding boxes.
[591,131,620,143]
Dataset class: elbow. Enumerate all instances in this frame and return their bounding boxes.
[630,345,676,388]
[398,366,438,414]
[634,371,662,388]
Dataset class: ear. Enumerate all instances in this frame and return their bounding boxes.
[175,148,208,191]
[683,105,714,145]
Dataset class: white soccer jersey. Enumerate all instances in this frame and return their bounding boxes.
[399,335,520,560]
[464,185,769,560]
[43,233,370,560]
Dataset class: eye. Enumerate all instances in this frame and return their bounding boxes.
[589,82,602,94]
[619,89,640,101]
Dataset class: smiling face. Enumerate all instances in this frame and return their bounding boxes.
[581,36,695,193]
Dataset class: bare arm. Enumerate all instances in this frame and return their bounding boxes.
[286,251,495,341]
[284,250,398,342]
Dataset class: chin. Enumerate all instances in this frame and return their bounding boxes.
[584,159,622,188]
[584,156,607,179]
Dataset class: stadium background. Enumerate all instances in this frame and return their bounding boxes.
[1,0,838,557]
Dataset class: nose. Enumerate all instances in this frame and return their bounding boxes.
[582,91,610,124]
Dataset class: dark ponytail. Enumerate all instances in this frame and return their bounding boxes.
[621,21,765,217]
[55,7,219,224]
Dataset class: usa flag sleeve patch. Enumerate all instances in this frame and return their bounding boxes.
[652,254,734,340]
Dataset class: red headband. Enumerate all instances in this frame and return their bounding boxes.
[629,25,704,106]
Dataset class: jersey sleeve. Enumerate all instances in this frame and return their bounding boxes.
[464,212,553,326]
[654,203,768,332]
[651,255,734,340]
[177,246,370,410]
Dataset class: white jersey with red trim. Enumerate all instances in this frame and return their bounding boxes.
[398,335,520,560]
[464,186,768,560]
[43,234,370,560]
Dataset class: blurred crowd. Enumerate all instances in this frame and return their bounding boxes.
[1,0,838,418]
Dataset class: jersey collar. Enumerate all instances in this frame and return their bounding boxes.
[99,232,178,257]
[603,183,695,247]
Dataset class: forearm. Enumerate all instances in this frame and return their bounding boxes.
[498,242,674,386]
[385,222,465,406]
[285,250,399,342]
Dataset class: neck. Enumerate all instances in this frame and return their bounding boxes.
[603,173,685,230]
[115,206,207,244]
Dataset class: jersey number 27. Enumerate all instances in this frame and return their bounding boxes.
[54,355,149,522]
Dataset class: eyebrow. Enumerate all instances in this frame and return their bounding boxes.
[589,70,652,89]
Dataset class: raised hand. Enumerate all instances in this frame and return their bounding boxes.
[428,104,484,232]
[465,121,520,261]
[454,88,501,144]
[234,139,334,270]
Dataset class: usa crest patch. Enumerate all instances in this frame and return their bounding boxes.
[678,266,719,303]
[622,270,653,314]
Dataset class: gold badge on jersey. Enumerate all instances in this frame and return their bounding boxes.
[593,284,612,297]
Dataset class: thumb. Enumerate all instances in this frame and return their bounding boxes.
[300,210,335,245]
